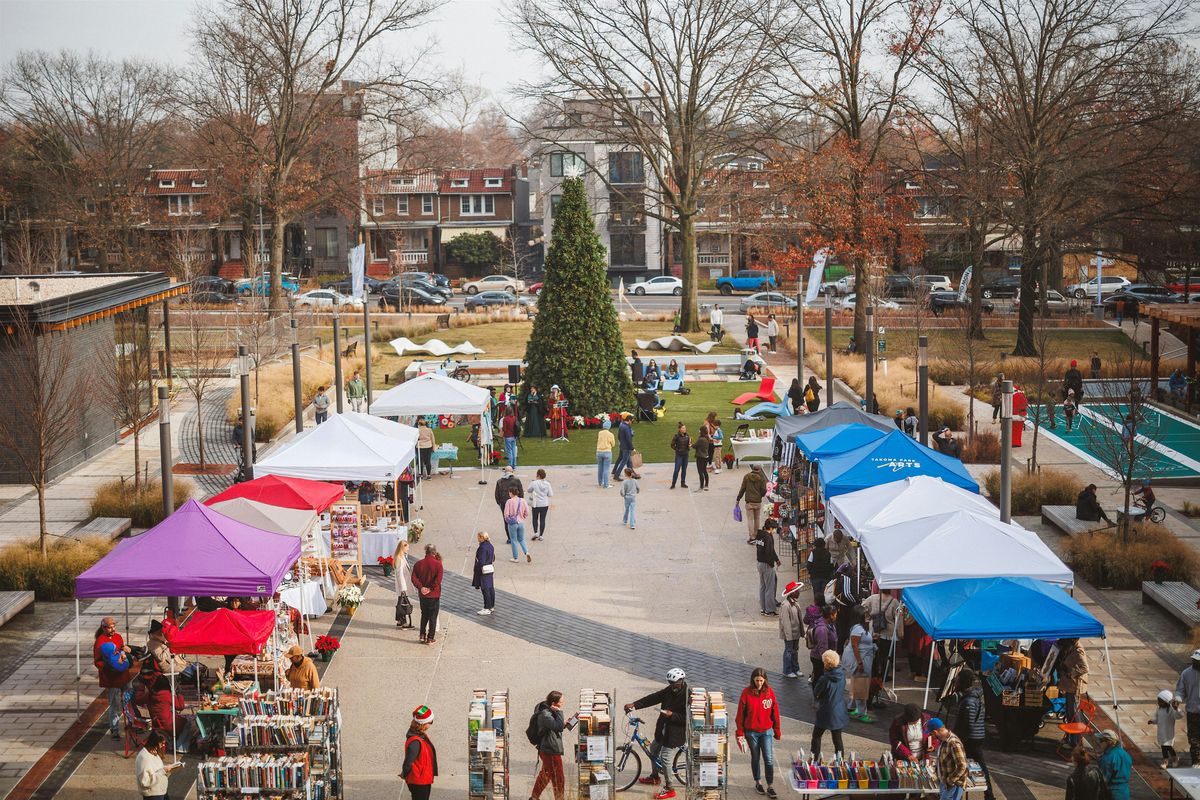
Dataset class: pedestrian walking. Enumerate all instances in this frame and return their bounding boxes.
[736,465,767,539]
[494,467,523,543]
[531,691,577,800]
[613,413,635,479]
[528,469,554,540]
[1095,730,1132,800]
[805,377,822,413]
[1089,351,1102,380]
[1066,748,1107,800]
[952,670,993,800]
[1114,297,1126,325]
[928,718,970,800]
[669,422,691,489]
[346,371,366,413]
[766,314,779,353]
[779,582,805,678]
[624,669,689,800]
[1174,649,1200,765]
[694,427,712,491]
[810,651,848,760]
[313,386,331,424]
[990,377,1002,423]
[416,418,436,479]
[735,668,782,798]
[135,731,181,800]
[710,305,724,341]
[708,415,724,473]
[751,519,782,615]
[502,407,520,468]
[788,378,805,414]
[400,706,438,800]
[472,532,496,616]
[503,487,532,563]
[1044,393,1057,430]
[596,418,615,487]
[411,544,443,645]
[841,606,876,722]
[621,468,639,529]
[1153,689,1185,767]
[392,539,414,629]
[806,539,835,604]
[746,314,761,353]
[1063,390,1078,432]
[94,616,136,739]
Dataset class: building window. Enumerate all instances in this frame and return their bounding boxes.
[192,179,207,188]
[460,194,495,215]
[450,178,469,188]
[315,227,338,258]
[916,198,945,218]
[372,197,385,215]
[392,176,416,186]
[549,152,584,177]
[752,180,769,189]
[718,204,731,217]
[608,191,644,226]
[748,161,762,170]
[484,177,503,188]
[608,152,644,184]
[397,196,409,214]
[565,110,583,126]
[421,195,434,214]
[167,195,199,216]
[609,233,646,266]
[549,195,563,215]
[159,179,175,188]
[83,199,97,215]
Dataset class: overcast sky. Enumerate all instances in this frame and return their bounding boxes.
[0,0,539,107]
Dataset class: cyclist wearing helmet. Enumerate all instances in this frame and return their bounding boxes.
[624,668,689,799]
[1133,479,1156,512]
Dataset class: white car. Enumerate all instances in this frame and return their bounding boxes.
[915,274,952,292]
[1065,275,1130,299]
[1015,288,1070,313]
[820,275,855,296]
[293,289,363,310]
[841,293,900,310]
[627,275,683,296]
[463,274,526,295]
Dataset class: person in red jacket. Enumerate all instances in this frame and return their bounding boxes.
[94,616,136,739]
[134,665,194,753]
[400,705,438,800]
[411,544,444,645]
[736,667,782,798]
[888,703,938,762]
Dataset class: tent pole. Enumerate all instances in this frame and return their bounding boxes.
[921,644,936,710]
[124,598,129,640]
[74,600,81,716]
[170,667,177,758]
[1103,637,1121,732]
[889,621,900,697]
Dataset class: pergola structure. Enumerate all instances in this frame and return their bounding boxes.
[1148,304,1200,412]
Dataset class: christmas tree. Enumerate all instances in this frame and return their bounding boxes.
[522,177,633,417]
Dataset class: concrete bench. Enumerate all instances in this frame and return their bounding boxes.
[435,313,451,330]
[70,517,132,541]
[0,591,35,627]
[1142,581,1200,627]
[1041,505,1110,537]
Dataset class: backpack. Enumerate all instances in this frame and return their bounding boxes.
[868,596,891,635]
[804,621,820,650]
[525,707,542,747]
[805,386,815,402]
[823,579,836,606]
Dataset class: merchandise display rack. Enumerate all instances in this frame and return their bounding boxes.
[576,689,616,800]
[198,687,343,800]
[686,688,729,800]
[468,688,510,800]
[788,752,988,797]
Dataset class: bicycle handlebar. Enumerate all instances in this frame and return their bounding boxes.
[627,715,643,725]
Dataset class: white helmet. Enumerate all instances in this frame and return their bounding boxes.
[666,668,686,682]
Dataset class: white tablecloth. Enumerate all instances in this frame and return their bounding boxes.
[320,526,408,564]
[731,437,774,462]
[279,580,328,617]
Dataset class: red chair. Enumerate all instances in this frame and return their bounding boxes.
[122,689,153,758]
[731,377,776,406]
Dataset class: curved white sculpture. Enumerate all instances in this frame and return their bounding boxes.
[389,337,486,357]
[634,335,719,354]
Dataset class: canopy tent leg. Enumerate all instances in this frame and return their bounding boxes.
[889,627,900,697]
[1103,637,1121,731]
[74,600,81,716]
[170,667,177,758]
[921,644,936,710]
[124,598,129,640]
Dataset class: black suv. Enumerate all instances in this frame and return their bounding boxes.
[883,274,916,298]
[927,291,995,316]
[980,275,1022,299]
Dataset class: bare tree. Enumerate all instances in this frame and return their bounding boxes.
[174,310,234,470]
[234,307,287,406]
[3,219,52,275]
[509,0,787,332]
[0,315,89,555]
[96,312,154,490]
[939,305,996,441]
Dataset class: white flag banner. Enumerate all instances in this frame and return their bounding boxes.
[805,248,829,305]
[958,265,973,301]
[349,243,366,299]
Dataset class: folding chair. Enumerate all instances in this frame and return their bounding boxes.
[122,689,153,758]
[1056,695,1099,759]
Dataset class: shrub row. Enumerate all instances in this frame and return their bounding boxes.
[89,478,194,528]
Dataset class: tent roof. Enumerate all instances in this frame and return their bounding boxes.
[205,474,344,512]
[903,577,1102,640]
[166,608,277,656]
[795,423,889,460]
[369,372,490,417]
[773,401,894,443]
[818,429,979,498]
[255,412,418,482]
[828,475,999,540]
[206,498,326,557]
[74,500,301,598]
[858,509,1073,588]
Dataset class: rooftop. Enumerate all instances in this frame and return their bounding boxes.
[0,273,184,329]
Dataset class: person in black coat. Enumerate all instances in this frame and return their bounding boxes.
[787,379,804,414]
[1075,484,1111,523]
[624,670,689,793]
[471,532,496,615]
[524,386,547,438]
[531,691,576,800]
[806,538,835,605]
[1066,747,1107,800]
[952,669,993,800]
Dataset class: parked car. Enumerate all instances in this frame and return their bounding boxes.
[840,293,900,310]
[914,274,952,292]
[326,276,389,296]
[1164,278,1200,294]
[464,290,534,312]
[185,291,241,306]
[463,274,525,294]
[1014,288,1070,313]
[627,275,683,296]
[190,276,233,294]
[716,269,776,295]
[882,274,917,298]
[1065,275,1130,299]
[528,282,543,295]
[927,291,995,316]
[980,275,1022,299]
[396,270,450,289]
[1102,285,1185,307]
[739,292,797,313]
[390,275,452,299]
[378,284,448,309]
[293,289,363,310]
[237,273,301,296]
[820,275,855,296]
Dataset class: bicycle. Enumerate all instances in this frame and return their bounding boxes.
[614,716,687,791]
[449,365,472,383]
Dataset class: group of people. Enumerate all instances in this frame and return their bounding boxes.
[745,313,781,355]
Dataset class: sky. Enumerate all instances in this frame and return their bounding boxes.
[0,0,540,109]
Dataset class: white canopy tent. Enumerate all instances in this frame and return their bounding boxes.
[827,475,999,540]
[207,497,326,558]
[255,412,418,481]
[857,509,1075,589]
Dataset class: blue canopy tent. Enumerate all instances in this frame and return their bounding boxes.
[795,423,889,460]
[902,577,1116,723]
[818,429,979,498]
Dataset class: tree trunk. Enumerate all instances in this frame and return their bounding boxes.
[678,216,701,333]
[132,412,141,491]
[1014,224,1040,357]
[37,480,47,558]
[196,392,206,469]
[269,209,286,315]
[242,212,256,278]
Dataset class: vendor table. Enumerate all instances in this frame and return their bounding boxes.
[731,436,773,463]
[430,444,459,475]
[321,525,407,563]
[788,774,986,797]
[279,580,328,617]
[1167,769,1200,800]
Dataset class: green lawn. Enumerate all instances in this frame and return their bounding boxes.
[807,327,1140,363]
[425,381,777,466]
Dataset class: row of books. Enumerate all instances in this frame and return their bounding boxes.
[198,754,310,790]
[577,689,615,800]
[578,689,612,737]
[225,717,331,749]
[688,688,727,732]
[239,687,339,718]
[468,689,508,799]
[789,754,985,791]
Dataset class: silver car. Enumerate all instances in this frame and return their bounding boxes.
[739,292,798,313]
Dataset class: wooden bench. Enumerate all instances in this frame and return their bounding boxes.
[1041,505,1110,537]
[69,517,132,541]
[0,591,35,627]
[435,313,451,330]
[1142,581,1200,627]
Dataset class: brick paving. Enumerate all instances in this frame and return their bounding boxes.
[176,384,240,496]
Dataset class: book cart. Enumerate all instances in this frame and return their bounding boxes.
[787,752,987,797]
[576,689,616,800]
[685,688,729,800]
[468,688,510,800]
[197,687,343,800]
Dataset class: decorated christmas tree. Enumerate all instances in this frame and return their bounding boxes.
[522,177,633,417]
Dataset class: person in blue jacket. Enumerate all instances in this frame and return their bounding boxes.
[1095,730,1131,800]
[810,650,848,759]
[612,413,636,480]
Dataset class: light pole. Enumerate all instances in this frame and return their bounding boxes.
[362,296,373,410]
[1000,379,1014,523]
[332,315,345,414]
[158,385,176,615]
[824,293,833,407]
[239,345,254,481]
[291,318,303,434]
[865,306,875,413]
[796,284,805,384]
[918,335,929,445]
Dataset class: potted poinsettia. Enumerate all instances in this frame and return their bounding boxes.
[315,635,341,662]
[335,585,363,616]
[1151,560,1171,584]
[377,555,394,577]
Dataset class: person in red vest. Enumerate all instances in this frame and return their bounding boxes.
[95,616,137,739]
[400,705,438,800]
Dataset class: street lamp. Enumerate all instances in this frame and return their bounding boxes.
[999,379,1014,523]
[291,318,303,434]
[918,335,929,445]
[865,306,875,413]
[332,314,345,414]
[238,345,254,481]
[824,293,834,405]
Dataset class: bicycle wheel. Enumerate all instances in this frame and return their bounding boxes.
[614,745,642,791]
[672,748,687,785]
[1150,506,1166,523]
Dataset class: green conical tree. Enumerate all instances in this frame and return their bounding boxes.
[522,177,633,417]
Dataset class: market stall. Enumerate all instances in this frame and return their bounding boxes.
[205,474,345,513]
[772,400,894,450]
[255,412,418,483]
[207,497,325,558]
[817,430,978,499]
[827,475,998,542]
